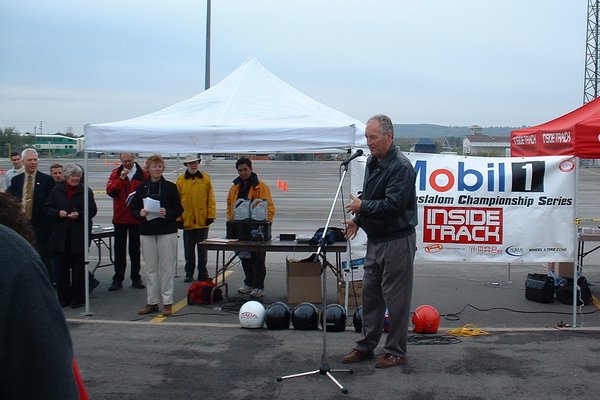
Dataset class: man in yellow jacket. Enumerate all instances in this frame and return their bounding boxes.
[226,157,275,298]
[176,156,216,282]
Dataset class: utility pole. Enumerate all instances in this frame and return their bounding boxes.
[205,0,211,90]
[584,0,600,104]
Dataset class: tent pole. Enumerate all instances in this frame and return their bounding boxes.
[572,157,580,327]
[83,150,93,316]
[175,153,181,277]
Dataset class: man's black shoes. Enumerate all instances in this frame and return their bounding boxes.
[108,281,123,291]
[132,280,146,289]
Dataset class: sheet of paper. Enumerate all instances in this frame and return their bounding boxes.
[143,197,164,220]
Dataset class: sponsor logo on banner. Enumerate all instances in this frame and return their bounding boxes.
[424,243,444,253]
[414,159,547,194]
[559,157,576,172]
[469,245,503,256]
[423,206,503,244]
[528,247,568,253]
[505,245,524,257]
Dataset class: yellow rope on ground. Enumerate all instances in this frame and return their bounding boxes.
[446,324,490,337]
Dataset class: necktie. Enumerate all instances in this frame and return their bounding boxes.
[25,175,34,220]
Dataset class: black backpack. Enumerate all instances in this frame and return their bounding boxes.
[556,276,593,305]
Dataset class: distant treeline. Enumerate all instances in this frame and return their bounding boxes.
[393,124,516,139]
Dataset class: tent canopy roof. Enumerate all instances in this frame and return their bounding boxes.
[84,57,365,154]
[511,97,600,159]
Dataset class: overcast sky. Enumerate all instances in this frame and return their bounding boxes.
[0,0,588,135]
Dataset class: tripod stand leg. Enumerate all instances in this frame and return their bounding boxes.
[325,371,349,394]
[277,369,320,381]
[277,367,352,394]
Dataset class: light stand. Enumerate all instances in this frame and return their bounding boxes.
[277,162,353,394]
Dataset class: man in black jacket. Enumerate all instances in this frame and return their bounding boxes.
[341,114,418,369]
[8,148,56,274]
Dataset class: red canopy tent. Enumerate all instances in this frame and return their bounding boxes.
[511,97,600,159]
[512,98,600,326]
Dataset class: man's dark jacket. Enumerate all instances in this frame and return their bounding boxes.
[354,145,418,243]
[8,171,55,241]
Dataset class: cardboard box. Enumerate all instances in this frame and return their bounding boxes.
[286,258,322,304]
[338,280,363,307]
[548,262,575,278]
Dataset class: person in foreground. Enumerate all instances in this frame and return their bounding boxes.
[0,223,89,399]
[341,114,418,369]
[226,157,275,298]
[45,164,98,308]
[131,155,183,317]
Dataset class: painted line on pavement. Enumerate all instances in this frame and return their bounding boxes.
[150,270,234,323]
[65,317,600,332]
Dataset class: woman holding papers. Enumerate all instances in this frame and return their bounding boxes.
[130,155,183,317]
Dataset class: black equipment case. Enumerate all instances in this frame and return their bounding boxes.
[226,220,271,241]
[525,273,555,303]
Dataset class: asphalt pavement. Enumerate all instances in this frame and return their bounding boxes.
[4,157,600,399]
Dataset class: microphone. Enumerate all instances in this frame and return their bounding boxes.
[341,149,364,166]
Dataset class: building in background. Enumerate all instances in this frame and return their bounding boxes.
[410,137,437,153]
[462,125,510,157]
[31,135,84,157]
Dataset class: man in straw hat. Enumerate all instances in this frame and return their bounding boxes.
[176,154,216,282]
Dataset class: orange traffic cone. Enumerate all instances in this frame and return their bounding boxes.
[277,178,282,189]
[104,159,109,167]
[282,181,288,192]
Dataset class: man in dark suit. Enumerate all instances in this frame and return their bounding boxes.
[8,148,55,275]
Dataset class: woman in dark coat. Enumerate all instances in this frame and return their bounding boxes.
[45,163,97,308]
[130,154,182,317]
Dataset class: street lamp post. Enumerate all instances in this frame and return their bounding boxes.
[205,0,211,90]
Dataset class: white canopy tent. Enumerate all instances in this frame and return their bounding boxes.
[81,57,367,313]
[85,57,365,153]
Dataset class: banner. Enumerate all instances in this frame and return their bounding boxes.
[409,153,576,263]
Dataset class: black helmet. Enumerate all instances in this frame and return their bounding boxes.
[320,304,347,332]
[291,302,319,330]
[353,306,363,333]
[265,302,290,330]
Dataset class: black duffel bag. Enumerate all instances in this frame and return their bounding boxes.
[556,276,593,305]
[525,273,555,303]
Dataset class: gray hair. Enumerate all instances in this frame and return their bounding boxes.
[21,148,38,159]
[63,163,83,177]
[367,114,394,138]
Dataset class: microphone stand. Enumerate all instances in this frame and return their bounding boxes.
[277,161,353,394]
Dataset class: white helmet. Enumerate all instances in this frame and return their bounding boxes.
[239,301,266,329]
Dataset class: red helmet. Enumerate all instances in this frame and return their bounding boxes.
[412,305,440,334]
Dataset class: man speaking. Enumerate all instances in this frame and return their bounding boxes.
[341,114,418,369]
